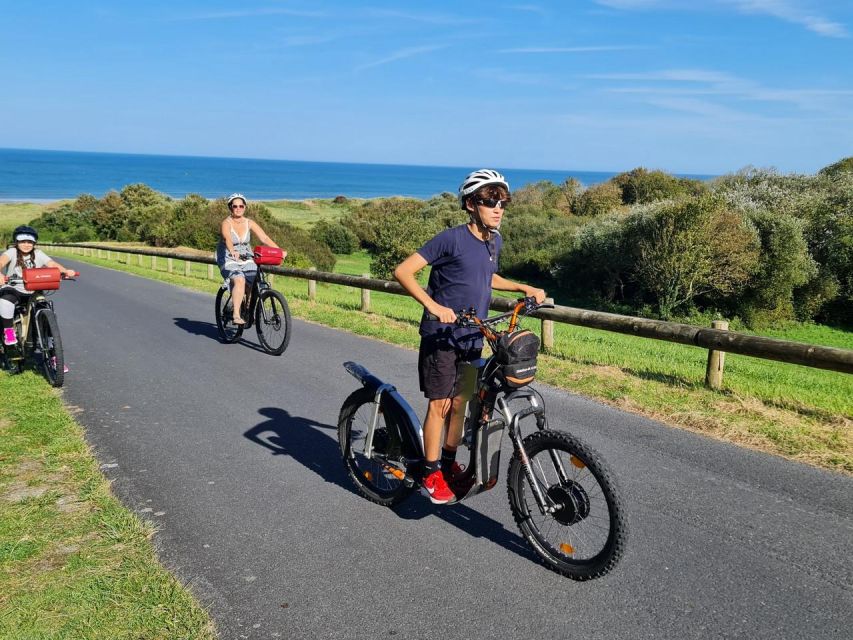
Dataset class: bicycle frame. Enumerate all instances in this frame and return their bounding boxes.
[343,299,563,513]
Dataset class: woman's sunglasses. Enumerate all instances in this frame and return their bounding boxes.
[475,198,509,209]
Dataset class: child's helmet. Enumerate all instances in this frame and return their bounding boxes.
[458,169,509,208]
[13,225,38,243]
[227,193,247,207]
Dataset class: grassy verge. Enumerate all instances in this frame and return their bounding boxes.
[0,372,216,639]
[50,247,853,474]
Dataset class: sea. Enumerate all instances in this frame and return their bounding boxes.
[0,147,709,202]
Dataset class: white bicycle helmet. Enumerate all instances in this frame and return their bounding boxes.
[227,193,247,207]
[457,169,509,208]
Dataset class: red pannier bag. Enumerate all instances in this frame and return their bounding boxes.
[22,267,61,291]
[253,246,284,266]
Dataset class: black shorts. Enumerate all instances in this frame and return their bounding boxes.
[418,336,481,399]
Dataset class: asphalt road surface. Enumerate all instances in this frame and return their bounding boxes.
[49,260,852,639]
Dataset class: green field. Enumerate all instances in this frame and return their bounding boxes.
[259,198,354,229]
[46,246,853,473]
[0,202,63,237]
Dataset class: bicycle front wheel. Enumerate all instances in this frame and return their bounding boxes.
[215,287,243,343]
[507,429,627,580]
[37,309,64,387]
[255,289,291,355]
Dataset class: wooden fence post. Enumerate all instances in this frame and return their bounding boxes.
[541,297,554,351]
[184,260,191,277]
[151,255,157,271]
[361,273,370,312]
[208,264,214,280]
[167,257,173,273]
[308,267,317,301]
[138,254,143,267]
[705,320,730,390]
[98,248,103,258]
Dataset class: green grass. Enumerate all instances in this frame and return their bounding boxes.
[48,246,853,474]
[259,198,354,229]
[0,202,66,237]
[0,372,216,639]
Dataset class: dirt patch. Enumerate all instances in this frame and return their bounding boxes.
[3,483,48,502]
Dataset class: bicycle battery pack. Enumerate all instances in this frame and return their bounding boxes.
[253,246,284,265]
[475,418,506,489]
[22,267,61,291]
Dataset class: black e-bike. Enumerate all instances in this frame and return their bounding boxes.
[337,298,627,580]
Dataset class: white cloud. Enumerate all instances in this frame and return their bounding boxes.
[170,8,326,21]
[586,67,853,113]
[594,0,848,37]
[355,45,447,71]
[499,45,643,53]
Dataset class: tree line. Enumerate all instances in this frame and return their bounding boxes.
[31,157,852,328]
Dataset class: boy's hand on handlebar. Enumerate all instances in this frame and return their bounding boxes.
[524,287,547,304]
[62,269,78,279]
[0,274,6,285]
[427,304,457,324]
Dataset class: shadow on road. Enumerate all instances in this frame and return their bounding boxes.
[173,317,221,341]
[244,407,535,564]
[173,317,270,354]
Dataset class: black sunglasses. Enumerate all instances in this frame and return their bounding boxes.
[475,197,509,209]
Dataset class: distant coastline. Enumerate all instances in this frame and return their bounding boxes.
[0,147,715,202]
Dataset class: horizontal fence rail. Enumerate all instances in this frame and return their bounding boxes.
[47,243,853,377]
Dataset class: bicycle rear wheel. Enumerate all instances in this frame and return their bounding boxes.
[36,309,64,387]
[215,287,243,343]
[338,387,414,506]
[507,429,627,580]
[255,289,291,355]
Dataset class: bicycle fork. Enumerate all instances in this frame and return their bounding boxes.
[501,396,571,516]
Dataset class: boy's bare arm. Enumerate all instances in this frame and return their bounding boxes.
[491,273,546,303]
[394,253,457,323]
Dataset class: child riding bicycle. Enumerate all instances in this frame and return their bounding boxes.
[393,169,545,504]
[0,225,76,347]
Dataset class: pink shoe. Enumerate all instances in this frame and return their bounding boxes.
[49,356,70,373]
[3,328,16,346]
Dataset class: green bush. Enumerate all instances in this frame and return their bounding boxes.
[612,168,706,205]
[627,197,759,317]
[818,156,853,178]
[311,220,359,254]
[736,211,815,324]
[574,182,623,217]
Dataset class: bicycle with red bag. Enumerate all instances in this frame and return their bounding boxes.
[214,245,292,355]
[0,267,78,387]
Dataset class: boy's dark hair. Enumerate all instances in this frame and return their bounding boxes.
[466,184,510,207]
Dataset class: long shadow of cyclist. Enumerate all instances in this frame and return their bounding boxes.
[244,407,534,562]
[174,317,269,354]
[173,317,221,341]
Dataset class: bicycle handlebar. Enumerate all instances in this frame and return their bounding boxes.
[424,297,553,330]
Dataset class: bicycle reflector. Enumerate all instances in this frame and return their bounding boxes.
[22,268,61,291]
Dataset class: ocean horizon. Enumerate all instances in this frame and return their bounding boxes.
[0,147,714,202]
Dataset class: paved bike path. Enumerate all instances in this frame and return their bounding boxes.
[53,260,852,640]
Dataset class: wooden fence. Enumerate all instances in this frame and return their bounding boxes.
[46,243,853,384]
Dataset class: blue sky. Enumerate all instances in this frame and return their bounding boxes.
[2,1,851,174]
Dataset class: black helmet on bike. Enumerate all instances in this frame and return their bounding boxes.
[13,225,38,243]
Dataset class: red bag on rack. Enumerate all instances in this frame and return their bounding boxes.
[22,267,61,291]
[253,246,284,266]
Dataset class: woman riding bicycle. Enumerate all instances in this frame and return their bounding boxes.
[0,225,76,346]
[216,193,285,325]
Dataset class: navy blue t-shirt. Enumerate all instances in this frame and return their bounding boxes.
[416,224,501,346]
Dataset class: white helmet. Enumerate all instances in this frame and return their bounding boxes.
[227,193,247,207]
[458,169,509,209]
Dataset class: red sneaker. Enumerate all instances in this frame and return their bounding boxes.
[421,469,455,504]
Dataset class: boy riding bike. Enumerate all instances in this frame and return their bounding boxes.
[394,169,545,504]
[0,225,76,347]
